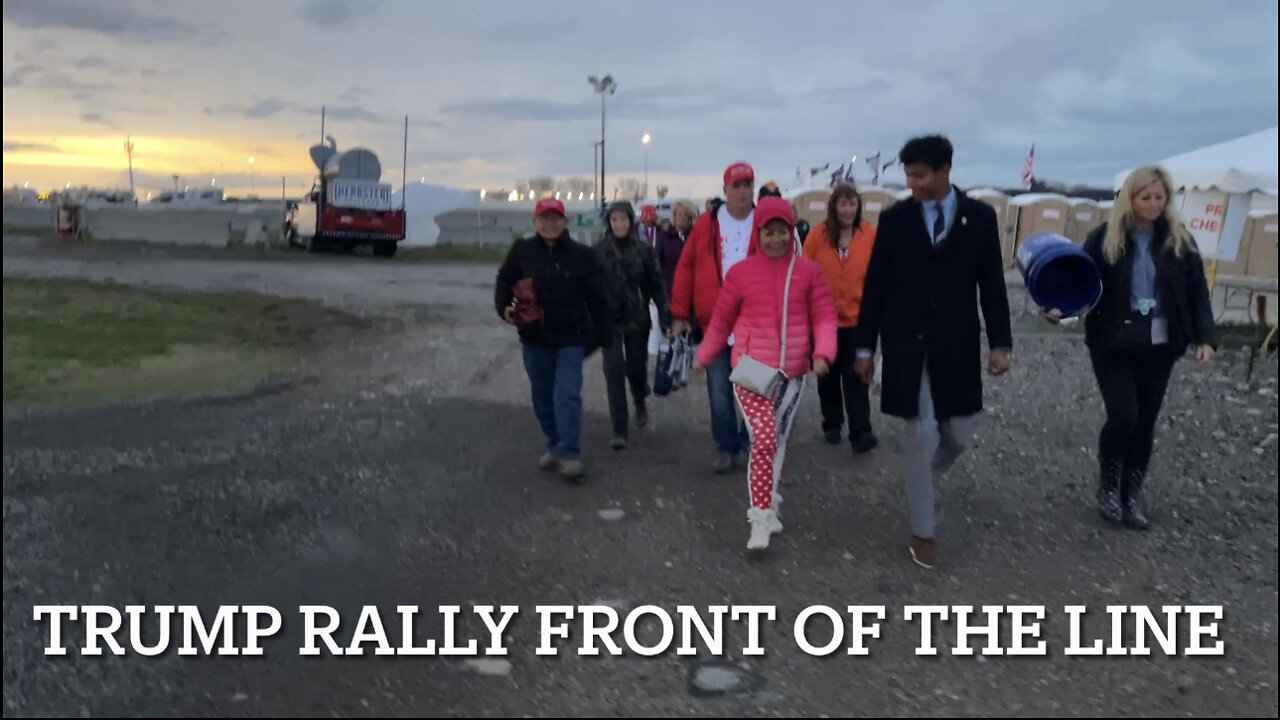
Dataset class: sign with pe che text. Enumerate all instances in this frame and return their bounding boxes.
[328,179,393,211]
[1179,189,1228,259]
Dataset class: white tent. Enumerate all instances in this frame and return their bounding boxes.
[392,182,477,246]
[1113,127,1278,261]
[1112,126,1278,196]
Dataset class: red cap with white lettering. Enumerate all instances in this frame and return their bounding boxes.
[723,162,755,185]
[535,198,565,217]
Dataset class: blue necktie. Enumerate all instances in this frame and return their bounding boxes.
[932,202,945,243]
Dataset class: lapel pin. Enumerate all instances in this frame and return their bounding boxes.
[961,216,968,226]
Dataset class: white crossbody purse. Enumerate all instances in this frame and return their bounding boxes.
[729,253,798,397]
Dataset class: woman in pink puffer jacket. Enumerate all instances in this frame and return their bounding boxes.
[694,196,838,552]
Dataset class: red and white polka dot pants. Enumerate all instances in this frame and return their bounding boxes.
[734,375,807,510]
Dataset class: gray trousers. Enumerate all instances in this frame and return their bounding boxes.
[901,367,978,539]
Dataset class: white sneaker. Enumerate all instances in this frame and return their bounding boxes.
[747,507,776,551]
[770,493,784,533]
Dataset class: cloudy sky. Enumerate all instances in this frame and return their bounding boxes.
[3,0,1277,199]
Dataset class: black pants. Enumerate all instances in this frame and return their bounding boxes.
[1088,343,1179,473]
[817,326,873,441]
[602,327,650,438]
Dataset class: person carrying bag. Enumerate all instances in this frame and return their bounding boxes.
[693,196,838,553]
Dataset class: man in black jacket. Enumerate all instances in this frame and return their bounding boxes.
[854,135,1013,569]
[595,200,672,448]
[495,198,614,481]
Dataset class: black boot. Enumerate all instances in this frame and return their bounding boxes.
[1121,466,1150,530]
[1097,457,1123,524]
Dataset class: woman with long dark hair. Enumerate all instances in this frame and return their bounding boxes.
[1043,165,1216,529]
[801,183,879,453]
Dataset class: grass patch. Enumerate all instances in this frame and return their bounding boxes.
[396,243,513,264]
[1217,322,1277,351]
[2,277,359,404]
[3,223,56,237]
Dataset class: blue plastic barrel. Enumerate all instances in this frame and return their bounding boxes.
[1016,232,1103,317]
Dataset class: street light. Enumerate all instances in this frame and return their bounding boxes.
[642,132,651,199]
[587,74,617,207]
[590,141,601,201]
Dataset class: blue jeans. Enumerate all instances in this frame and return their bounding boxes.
[705,346,749,456]
[522,344,585,459]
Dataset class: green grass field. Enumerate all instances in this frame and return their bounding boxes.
[3,277,356,403]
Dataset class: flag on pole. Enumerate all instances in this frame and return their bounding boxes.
[1021,144,1035,188]
[809,163,830,178]
[866,152,882,185]
[830,165,845,188]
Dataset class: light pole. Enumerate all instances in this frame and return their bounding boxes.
[641,132,651,199]
[591,141,601,202]
[588,74,617,208]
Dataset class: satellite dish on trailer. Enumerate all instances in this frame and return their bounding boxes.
[309,136,339,172]
[325,147,382,181]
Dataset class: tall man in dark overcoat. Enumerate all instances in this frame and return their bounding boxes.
[855,135,1013,570]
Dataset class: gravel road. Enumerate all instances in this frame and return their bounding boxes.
[4,237,1277,717]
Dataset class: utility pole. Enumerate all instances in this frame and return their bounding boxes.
[124,136,136,206]
[588,74,617,209]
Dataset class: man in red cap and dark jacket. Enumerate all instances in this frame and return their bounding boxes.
[670,161,759,473]
[495,198,614,482]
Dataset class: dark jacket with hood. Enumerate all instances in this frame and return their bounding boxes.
[495,229,614,350]
[594,201,672,334]
[1081,219,1217,353]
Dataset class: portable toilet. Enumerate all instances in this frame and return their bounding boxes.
[1213,209,1255,277]
[1244,209,1278,279]
[1010,193,1071,254]
[788,188,832,229]
[967,188,1015,265]
[860,188,898,227]
[1065,198,1103,244]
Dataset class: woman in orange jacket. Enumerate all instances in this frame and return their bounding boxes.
[802,183,879,453]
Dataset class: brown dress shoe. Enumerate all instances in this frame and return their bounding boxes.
[909,536,937,569]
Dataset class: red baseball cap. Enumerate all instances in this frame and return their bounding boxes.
[754,196,795,230]
[723,162,755,185]
[640,205,658,222]
[535,198,565,217]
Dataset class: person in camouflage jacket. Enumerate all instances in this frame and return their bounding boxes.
[594,201,673,447]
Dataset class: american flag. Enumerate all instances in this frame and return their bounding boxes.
[1022,144,1035,187]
